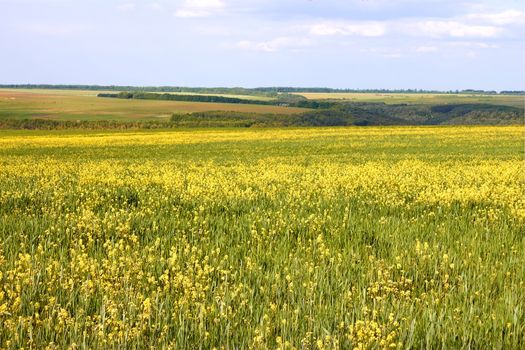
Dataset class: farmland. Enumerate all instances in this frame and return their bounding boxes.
[0,88,522,128]
[0,126,524,349]
[0,89,306,121]
[293,92,524,108]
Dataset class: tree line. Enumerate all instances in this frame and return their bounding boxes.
[97,92,338,109]
[3,102,520,130]
[2,84,522,95]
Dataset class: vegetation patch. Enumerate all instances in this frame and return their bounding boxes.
[0,126,523,348]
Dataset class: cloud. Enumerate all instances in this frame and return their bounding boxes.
[149,2,162,10]
[414,46,438,53]
[174,0,225,18]
[188,0,225,8]
[233,20,386,53]
[172,2,521,60]
[16,22,87,37]
[308,21,386,37]
[447,41,498,49]
[117,3,136,11]
[174,10,209,18]
[235,37,311,52]
[359,47,403,58]
[466,10,525,25]
[412,21,502,38]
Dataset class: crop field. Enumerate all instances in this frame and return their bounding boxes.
[151,92,274,101]
[0,125,523,349]
[293,92,524,108]
[0,89,305,121]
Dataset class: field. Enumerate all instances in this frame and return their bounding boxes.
[0,89,305,121]
[293,92,524,108]
[0,126,524,349]
[1,89,522,128]
[150,92,274,101]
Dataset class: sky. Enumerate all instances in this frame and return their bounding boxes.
[1,0,524,90]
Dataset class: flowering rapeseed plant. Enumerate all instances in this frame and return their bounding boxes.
[0,126,523,349]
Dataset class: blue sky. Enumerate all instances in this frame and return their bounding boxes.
[1,0,524,90]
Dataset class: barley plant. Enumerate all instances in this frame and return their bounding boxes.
[0,126,523,349]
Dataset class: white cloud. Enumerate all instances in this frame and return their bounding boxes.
[117,3,136,11]
[149,2,162,10]
[447,41,498,49]
[186,4,520,59]
[174,0,225,18]
[174,10,209,18]
[383,53,402,59]
[466,10,525,25]
[236,37,311,52]
[308,21,386,37]
[412,21,502,38]
[189,0,225,9]
[17,22,87,37]
[414,46,438,53]
[359,47,403,58]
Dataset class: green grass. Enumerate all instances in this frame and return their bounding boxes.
[0,126,524,349]
[294,92,525,108]
[0,89,305,121]
[151,91,274,101]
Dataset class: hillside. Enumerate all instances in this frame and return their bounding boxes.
[0,87,522,129]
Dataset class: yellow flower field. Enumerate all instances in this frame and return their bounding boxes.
[0,126,523,349]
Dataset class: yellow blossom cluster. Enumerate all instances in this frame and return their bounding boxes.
[0,126,523,348]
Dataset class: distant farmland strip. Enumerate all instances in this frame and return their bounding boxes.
[1,89,521,128]
[98,92,272,105]
[0,89,308,121]
[98,92,338,109]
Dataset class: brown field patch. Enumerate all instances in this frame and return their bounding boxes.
[0,89,308,121]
